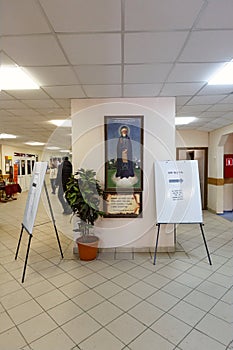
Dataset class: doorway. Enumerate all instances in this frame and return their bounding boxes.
[176,147,208,209]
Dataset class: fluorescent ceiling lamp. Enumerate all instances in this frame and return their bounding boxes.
[208,61,233,85]
[0,133,17,139]
[49,119,72,127]
[175,117,196,125]
[46,146,61,150]
[25,141,45,146]
[0,66,39,90]
[60,149,70,153]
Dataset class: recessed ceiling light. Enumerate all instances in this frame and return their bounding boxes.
[0,133,17,139]
[208,61,233,85]
[46,146,61,150]
[49,119,72,127]
[60,149,70,153]
[25,141,45,146]
[175,117,196,125]
[0,66,39,90]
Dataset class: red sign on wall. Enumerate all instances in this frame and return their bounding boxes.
[224,154,233,178]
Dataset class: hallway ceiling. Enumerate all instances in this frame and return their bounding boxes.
[1,0,233,150]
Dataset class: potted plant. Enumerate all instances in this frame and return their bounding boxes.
[66,168,105,260]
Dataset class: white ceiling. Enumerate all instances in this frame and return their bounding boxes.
[1,0,233,151]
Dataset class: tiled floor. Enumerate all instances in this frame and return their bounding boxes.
[0,191,232,350]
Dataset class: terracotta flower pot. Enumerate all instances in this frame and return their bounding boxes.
[76,235,99,261]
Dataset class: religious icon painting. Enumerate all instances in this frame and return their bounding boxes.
[104,116,144,192]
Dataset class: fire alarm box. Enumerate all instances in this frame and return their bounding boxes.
[224,154,233,178]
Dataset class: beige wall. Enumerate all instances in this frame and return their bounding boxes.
[176,130,209,148]
[71,97,176,250]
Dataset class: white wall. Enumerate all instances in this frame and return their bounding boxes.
[208,123,233,213]
[71,98,176,250]
[224,134,233,211]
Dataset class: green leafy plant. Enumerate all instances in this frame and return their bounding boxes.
[66,168,105,238]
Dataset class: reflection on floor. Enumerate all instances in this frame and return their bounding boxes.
[0,189,232,350]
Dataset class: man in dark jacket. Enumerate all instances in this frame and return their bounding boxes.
[56,156,72,214]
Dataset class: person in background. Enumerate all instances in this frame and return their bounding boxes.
[49,163,58,194]
[56,156,72,214]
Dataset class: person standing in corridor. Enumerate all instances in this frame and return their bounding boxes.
[56,156,72,214]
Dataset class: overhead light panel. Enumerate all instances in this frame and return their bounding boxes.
[175,117,196,125]
[0,66,40,90]
[49,119,72,127]
[46,146,61,150]
[25,141,45,146]
[208,61,233,85]
[0,133,17,139]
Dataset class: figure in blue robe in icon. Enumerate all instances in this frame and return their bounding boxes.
[116,126,135,179]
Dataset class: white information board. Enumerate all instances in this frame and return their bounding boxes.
[154,160,203,224]
[22,162,47,234]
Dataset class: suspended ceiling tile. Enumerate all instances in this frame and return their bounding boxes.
[1,0,51,35]
[54,99,71,108]
[196,0,233,29]
[199,111,225,118]
[43,85,86,98]
[207,103,233,112]
[160,82,204,96]
[198,85,233,95]
[124,32,188,64]
[22,99,60,109]
[7,109,41,116]
[40,0,121,32]
[24,66,80,86]
[222,112,233,120]
[167,63,224,83]
[6,89,50,100]
[179,30,233,62]
[83,85,122,98]
[187,95,226,105]
[125,0,204,31]
[124,64,172,84]
[74,65,121,84]
[123,84,162,97]
[0,92,14,100]
[58,34,121,65]
[176,96,192,106]
[35,108,70,117]
[2,35,68,66]
[219,95,233,104]
[179,105,210,113]
[0,100,28,109]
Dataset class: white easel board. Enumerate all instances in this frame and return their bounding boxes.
[154,160,203,224]
[22,162,47,234]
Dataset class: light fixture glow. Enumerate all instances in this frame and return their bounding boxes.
[25,141,45,146]
[0,133,17,139]
[0,66,40,90]
[60,149,70,153]
[175,117,196,125]
[208,61,233,85]
[46,146,61,150]
[49,119,72,127]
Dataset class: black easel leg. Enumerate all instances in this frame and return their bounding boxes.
[153,224,161,265]
[199,223,212,265]
[22,234,32,283]
[44,181,63,259]
[15,225,24,260]
[54,224,64,259]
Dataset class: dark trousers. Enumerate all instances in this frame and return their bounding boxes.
[57,185,70,212]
